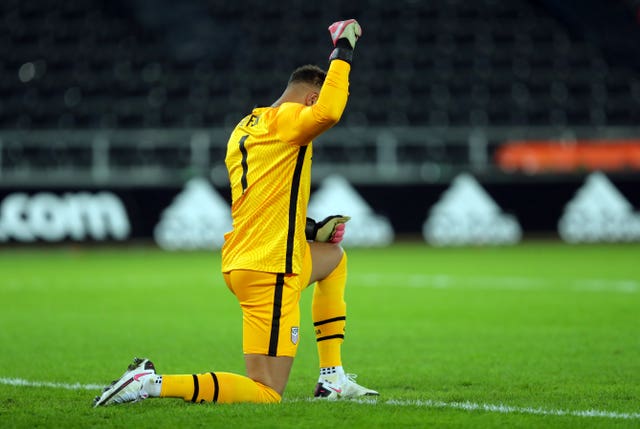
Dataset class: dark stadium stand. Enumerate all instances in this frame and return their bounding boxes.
[2,0,640,187]
[2,0,640,130]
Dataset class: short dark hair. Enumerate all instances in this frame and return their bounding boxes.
[288,64,326,88]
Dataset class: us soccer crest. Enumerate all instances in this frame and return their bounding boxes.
[291,327,299,345]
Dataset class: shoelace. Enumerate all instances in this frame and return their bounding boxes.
[345,373,358,382]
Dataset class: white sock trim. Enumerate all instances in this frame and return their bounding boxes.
[320,366,344,377]
[144,375,162,397]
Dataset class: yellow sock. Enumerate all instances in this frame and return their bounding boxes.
[312,252,347,368]
[160,372,281,403]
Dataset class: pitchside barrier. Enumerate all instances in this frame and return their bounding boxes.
[0,172,638,248]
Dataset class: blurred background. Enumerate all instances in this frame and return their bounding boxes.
[1,0,639,247]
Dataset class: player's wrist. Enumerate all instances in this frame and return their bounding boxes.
[305,217,318,241]
[329,47,353,64]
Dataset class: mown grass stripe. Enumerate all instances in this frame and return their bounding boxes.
[352,273,639,293]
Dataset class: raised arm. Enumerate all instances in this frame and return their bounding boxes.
[275,20,362,145]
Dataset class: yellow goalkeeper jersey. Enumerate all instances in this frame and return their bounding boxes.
[221,60,351,275]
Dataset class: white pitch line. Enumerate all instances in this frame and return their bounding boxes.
[2,377,638,420]
[0,377,102,391]
[370,398,640,420]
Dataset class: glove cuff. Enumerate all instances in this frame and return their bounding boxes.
[329,47,353,64]
[305,217,318,241]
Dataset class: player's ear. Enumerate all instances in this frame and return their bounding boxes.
[305,91,319,106]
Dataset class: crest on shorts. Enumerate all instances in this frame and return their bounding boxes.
[291,327,299,345]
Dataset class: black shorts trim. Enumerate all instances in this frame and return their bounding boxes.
[268,273,286,356]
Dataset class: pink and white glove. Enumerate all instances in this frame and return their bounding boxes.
[328,19,362,49]
[330,223,346,243]
[306,215,351,243]
[328,19,362,63]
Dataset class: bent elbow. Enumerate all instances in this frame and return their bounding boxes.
[328,106,345,123]
[315,104,345,126]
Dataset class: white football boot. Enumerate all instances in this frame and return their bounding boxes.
[93,358,156,407]
[314,373,379,400]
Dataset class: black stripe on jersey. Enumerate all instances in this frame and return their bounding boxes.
[268,273,286,356]
[190,374,199,403]
[313,316,346,327]
[210,372,219,403]
[285,146,308,273]
[316,334,345,342]
[239,134,249,193]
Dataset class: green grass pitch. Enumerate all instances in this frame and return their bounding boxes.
[0,242,639,428]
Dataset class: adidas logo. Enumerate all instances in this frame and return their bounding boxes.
[558,172,640,243]
[423,173,521,246]
[154,178,232,250]
[308,175,394,246]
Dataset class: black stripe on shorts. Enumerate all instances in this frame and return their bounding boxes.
[268,273,286,356]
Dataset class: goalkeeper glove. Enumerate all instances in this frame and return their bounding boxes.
[306,215,351,244]
[328,19,362,64]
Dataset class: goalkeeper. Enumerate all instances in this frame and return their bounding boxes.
[95,19,378,406]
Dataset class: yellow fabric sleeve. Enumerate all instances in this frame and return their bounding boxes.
[275,60,351,145]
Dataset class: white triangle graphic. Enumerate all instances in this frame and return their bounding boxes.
[308,175,394,246]
[558,172,640,242]
[154,177,232,250]
[423,173,521,246]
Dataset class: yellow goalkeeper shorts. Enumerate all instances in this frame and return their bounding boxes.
[223,242,312,357]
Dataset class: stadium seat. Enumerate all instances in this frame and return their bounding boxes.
[0,0,638,158]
